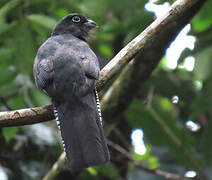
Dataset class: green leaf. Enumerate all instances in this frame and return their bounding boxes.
[27,14,57,30]
[192,0,212,32]
[3,127,19,142]
[28,88,51,106]
[102,18,123,34]
[95,164,120,179]
[0,0,21,18]
[0,69,17,85]
[131,145,160,169]
[10,24,36,75]
[55,8,69,18]
[194,46,212,80]
[0,0,21,34]
[8,93,28,109]
[98,44,113,58]
[0,48,13,64]
[87,167,98,176]
[200,120,212,165]
[78,0,108,22]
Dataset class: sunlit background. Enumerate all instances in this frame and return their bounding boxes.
[130,1,200,179]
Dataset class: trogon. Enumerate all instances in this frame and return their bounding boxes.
[33,13,110,170]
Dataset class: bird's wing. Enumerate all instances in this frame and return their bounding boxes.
[33,57,54,91]
[81,47,100,80]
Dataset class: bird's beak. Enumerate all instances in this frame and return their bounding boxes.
[85,19,99,29]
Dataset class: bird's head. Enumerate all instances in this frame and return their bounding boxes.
[51,13,98,41]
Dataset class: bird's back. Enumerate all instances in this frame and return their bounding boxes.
[34,34,110,170]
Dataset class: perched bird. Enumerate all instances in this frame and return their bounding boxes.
[33,13,110,170]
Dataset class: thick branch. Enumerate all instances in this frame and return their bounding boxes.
[0,0,204,128]
[101,0,205,123]
[0,105,54,127]
[96,0,202,91]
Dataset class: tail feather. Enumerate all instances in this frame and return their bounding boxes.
[54,90,110,170]
[95,88,102,126]
[54,108,66,152]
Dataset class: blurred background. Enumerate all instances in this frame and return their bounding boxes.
[0,0,212,179]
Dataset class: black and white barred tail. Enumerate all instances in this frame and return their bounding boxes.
[94,88,102,126]
[54,107,66,153]
[53,89,110,170]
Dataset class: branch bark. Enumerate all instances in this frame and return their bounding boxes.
[0,105,54,127]
[101,0,206,122]
[0,0,205,128]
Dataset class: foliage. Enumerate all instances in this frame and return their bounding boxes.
[0,0,212,179]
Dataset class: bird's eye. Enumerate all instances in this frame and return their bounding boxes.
[72,16,81,23]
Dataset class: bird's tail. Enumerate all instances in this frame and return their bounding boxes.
[54,90,110,170]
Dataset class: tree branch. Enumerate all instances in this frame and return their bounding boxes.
[42,153,80,180]
[107,140,189,180]
[96,0,203,91]
[0,0,204,128]
[0,105,54,127]
[0,97,12,110]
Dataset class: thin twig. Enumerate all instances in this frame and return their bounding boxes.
[114,128,131,149]
[42,152,80,180]
[146,107,201,170]
[146,86,154,109]
[0,97,12,110]
[107,139,189,180]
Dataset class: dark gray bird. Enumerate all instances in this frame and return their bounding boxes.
[33,13,110,170]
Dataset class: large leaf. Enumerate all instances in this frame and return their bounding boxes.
[192,0,212,32]
[0,0,21,34]
[2,127,19,142]
[194,46,212,80]
[27,14,57,30]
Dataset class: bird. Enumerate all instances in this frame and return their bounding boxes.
[33,13,110,170]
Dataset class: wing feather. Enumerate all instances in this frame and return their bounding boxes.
[33,58,54,91]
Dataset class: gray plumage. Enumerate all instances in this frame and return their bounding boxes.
[33,13,110,170]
